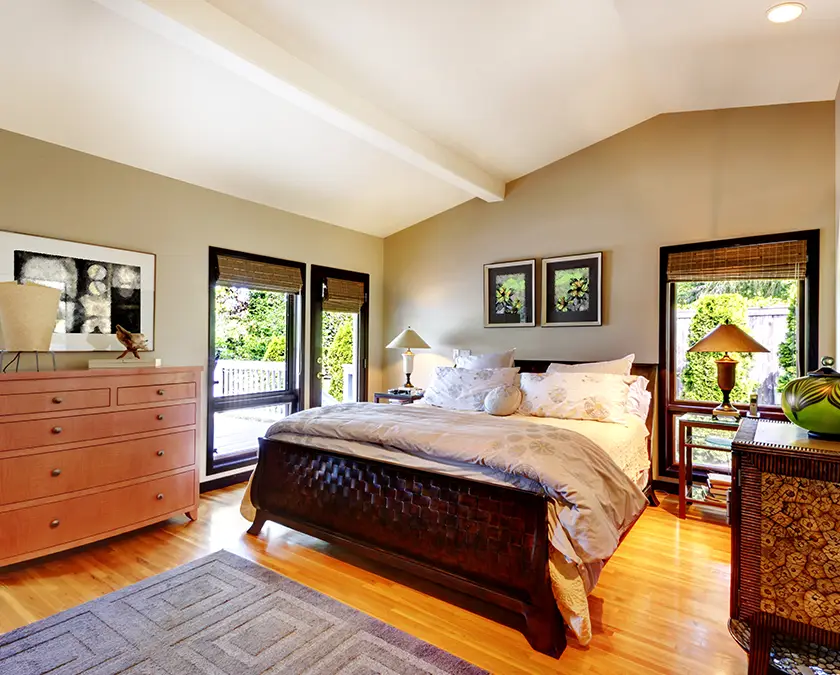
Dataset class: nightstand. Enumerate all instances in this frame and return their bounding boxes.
[678,412,741,519]
[373,391,424,404]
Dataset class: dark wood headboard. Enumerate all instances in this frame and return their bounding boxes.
[514,359,659,451]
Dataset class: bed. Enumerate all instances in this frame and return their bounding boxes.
[243,361,657,658]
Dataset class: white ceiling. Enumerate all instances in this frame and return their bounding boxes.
[1,0,839,238]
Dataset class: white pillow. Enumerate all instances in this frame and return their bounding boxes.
[484,385,522,416]
[455,349,516,370]
[546,354,635,377]
[424,367,520,411]
[518,371,632,424]
[626,376,652,423]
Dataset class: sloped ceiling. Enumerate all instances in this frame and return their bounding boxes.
[0,0,838,237]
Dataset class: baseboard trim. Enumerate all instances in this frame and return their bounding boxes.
[200,470,252,493]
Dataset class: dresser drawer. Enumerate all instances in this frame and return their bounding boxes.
[117,382,196,406]
[0,403,196,452]
[0,470,196,560]
[0,430,196,504]
[0,389,110,417]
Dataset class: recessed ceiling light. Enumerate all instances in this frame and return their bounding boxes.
[766,2,806,23]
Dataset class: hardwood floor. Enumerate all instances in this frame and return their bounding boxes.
[0,485,747,674]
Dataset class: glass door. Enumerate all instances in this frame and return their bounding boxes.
[207,248,305,475]
[309,265,369,408]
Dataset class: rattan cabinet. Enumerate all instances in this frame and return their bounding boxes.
[731,418,840,674]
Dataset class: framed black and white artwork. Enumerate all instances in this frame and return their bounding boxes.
[484,259,536,328]
[0,231,155,351]
[541,252,602,327]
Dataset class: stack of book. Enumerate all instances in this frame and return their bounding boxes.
[706,472,732,502]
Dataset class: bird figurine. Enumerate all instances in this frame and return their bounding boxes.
[115,325,149,360]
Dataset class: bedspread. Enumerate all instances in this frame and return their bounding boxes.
[264,403,645,566]
[244,403,647,644]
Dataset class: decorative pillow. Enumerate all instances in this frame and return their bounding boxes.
[484,385,522,416]
[546,354,635,377]
[424,367,520,411]
[518,371,632,423]
[454,349,516,370]
[626,376,652,423]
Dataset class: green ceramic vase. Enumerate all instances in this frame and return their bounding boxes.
[780,357,840,439]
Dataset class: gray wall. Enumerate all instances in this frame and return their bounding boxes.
[836,81,840,357]
[0,130,385,481]
[383,103,837,387]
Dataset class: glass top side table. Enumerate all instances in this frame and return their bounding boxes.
[678,412,741,519]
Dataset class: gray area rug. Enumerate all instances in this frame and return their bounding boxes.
[0,549,487,674]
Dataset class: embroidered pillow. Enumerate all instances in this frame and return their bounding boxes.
[484,385,522,416]
[424,367,520,411]
[546,354,635,377]
[518,372,632,423]
[454,349,516,369]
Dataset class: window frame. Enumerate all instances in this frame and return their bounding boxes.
[308,265,370,409]
[206,247,306,476]
[657,230,820,481]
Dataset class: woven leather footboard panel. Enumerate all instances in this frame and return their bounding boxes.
[252,439,549,598]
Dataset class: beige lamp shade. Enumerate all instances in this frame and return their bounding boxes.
[687,323,769,354]
[0,282,60,351]
[387,327,430,350]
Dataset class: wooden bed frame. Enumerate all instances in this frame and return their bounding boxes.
[247,361,658,657]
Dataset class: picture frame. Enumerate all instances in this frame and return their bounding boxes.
[0,230,156,351]
[484,259,536,328]
[541,252,602,327]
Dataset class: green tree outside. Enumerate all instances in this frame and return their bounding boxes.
[676,280,793,307]
[777,300,798,391]
[681,294,757,403]
[327,320,354,401]
[214,286,287,361]
[263,336,286,362]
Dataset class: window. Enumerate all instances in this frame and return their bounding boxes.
[309,265,369,408]
[207,248,305,475]
[658,231,819,477]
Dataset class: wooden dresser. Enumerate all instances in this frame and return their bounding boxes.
[0,366,201,567]
[731,418,840,674]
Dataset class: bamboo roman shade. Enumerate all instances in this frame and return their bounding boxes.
[216,255,303,294]
[323,278,366,313]
[666,240,807,282]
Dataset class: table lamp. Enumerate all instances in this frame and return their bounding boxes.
[687,322,769,419]
[386,327,429,389]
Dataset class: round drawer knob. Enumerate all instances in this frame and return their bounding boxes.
[52,397,63,404]
[156,414,164,421]
[49,519,60,528]
[51,426,62,434]
[156,450,165,457]
[157,389,165,396]
[156,493,164,500]
[51,468,62,477]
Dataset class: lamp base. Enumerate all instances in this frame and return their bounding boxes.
[713,356,741,420]
[711,403,740,420]
[403,373,413,389]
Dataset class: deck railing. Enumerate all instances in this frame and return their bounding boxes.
[214,360,286,397]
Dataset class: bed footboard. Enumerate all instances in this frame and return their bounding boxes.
[248,437,565,657]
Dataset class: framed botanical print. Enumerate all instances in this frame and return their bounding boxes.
[484,259,536,328]
[0,230,155,351]
[541,252,602,327]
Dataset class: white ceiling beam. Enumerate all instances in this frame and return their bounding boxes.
[92,0,505,203]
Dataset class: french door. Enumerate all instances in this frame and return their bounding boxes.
[207,248,305,475]
[309,265,369,408]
